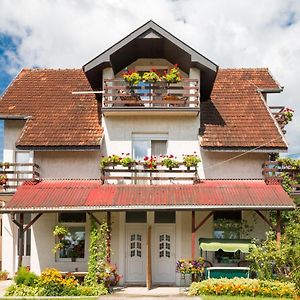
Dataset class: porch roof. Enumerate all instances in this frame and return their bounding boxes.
[0,179,295,212]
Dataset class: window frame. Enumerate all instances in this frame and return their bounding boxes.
[55,213,87,262]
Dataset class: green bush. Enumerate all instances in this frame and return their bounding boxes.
[14,267,38,286]
[77,284,108,296]
[5,284,41,296]
[188,278,296,298]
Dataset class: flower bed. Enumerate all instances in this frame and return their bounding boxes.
[188,278,296,298]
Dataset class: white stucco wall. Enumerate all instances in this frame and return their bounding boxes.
[3,120,26,162]
[34,151,100,179]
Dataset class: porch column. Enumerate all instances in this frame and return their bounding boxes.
[106,211,112,263]
[191,211,195,259]
[276,210,281,246]
[18,213,24,268]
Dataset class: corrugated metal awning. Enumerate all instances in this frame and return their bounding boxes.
[0,179,295,212]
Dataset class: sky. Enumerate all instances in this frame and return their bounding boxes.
[0,0,300,158]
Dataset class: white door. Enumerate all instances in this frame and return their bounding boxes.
[126,225,147,283]
[153,225,176,284]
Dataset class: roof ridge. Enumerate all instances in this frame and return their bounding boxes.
[219,67,269,71]
[25,68,82,71]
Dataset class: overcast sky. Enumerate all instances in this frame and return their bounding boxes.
[0,0,299,156]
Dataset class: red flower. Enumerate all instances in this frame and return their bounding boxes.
[144,156,149,161]
[169,154,174,158]
[174,64,178,68]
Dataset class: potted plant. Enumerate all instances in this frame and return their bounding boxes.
[183,153,201,169]
[142,70,160,83]
[162,64,181,84]
[161,155,179,170]
[0,162,10,169]
[122,70,141,94]
[0,271,9,281]
[120,153,136,168]
[143,156,157,170]
[100,156,111,168]
[100,155,121,169]
[53,225,69,240]
[0,174,8,185]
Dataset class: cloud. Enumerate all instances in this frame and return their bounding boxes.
[0,0,299,154]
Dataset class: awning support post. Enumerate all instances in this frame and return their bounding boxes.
[11,213,43,269]
[87,212,102,226]
[276,210,281,246]
[191,211,195,259]
[106,211,112,263]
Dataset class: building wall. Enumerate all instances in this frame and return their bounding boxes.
[34,151,100,179]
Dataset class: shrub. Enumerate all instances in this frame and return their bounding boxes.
[14,267,38,286]
[188,278,296,298]
[5,284,41,296]
[77,283,108,296]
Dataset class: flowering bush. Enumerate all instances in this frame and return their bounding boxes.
[144,156,157,170]
[183,153,201,168]
[163,64,181,83]
[0,174,8,185]
[176,258,205,274]
[161,155,179,169]
[142,70,160,83]
[98,263,121,287]
[188,278,296,297]
[122,70,141,85]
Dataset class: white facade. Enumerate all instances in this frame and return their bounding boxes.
[1,60,273,285]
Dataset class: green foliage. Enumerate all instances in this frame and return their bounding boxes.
[53,225,69,236]
[142,71,160,83]
[247,221,300,293]
[183,153,201,167]
[122,71,141,85]
[5,284,41,296]
[100,155,121,168]
[14,267,38,287]
[161,155,179,169]
[76,283,108,296]
[188,278,296,298]
[162,64,181,83]
[120,154,136,167]
[84,220,108,287]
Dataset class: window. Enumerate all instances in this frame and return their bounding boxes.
[154,211,176,223]
[126,211,147,223]
[213,211,242,264]
[57,213,86,261]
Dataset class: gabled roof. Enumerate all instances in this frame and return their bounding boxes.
[83,20,218,99]
[1,179,295,212]
[200,68,287,151]
[0,69,103,149]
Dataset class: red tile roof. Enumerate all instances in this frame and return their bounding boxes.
[0,69,103,148]
[200,68,287,149]
[1,180,294,212]
[0,68,286,149]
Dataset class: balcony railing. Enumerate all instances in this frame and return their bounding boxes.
[100,162,199,184]
[262,161,300,196]
[269,106,289,133]
[0,163,40,192]
[102,78,199,109]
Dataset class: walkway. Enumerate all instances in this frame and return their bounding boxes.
[0,280,12,297]
[98,287,202,299]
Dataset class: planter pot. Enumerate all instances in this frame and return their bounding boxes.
[71,257,76,262]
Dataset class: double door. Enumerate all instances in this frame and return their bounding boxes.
[125,224,175,285]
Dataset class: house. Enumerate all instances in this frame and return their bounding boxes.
[0,21,295,287]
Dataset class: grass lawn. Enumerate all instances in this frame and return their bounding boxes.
[202,296,292,300]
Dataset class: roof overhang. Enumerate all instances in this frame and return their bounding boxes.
[83,20,218,99]
[0,179,295,213]
[201,146,288,153]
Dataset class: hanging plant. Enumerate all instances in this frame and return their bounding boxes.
[0,174,8,185]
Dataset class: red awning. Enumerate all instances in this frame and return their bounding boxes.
[0,180,295,212]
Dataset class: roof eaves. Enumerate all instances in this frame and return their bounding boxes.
[83,20,218,73]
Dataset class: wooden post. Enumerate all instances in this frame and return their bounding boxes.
[18,213,24,268]
[276,210,281,246]
[146,225,152,290]
[191,211,195,259]
[106,211,112,263]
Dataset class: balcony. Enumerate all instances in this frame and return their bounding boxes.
[100,162,199,185]
[0,163,40,193]
[262,161,300,197]
[269,106,292,134]
[102,78,200,116]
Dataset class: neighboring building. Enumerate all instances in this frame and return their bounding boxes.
[0,21,295,286]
